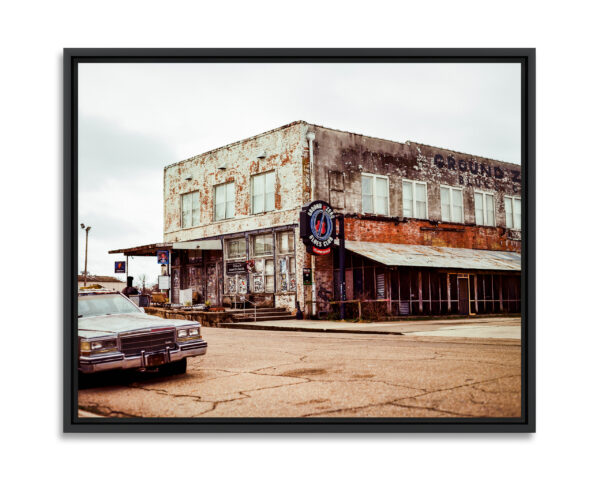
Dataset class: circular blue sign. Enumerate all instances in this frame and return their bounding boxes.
[310,208,334,241]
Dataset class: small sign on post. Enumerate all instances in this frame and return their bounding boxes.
[158,275,170,290]
[303,267,312,285]
[114,261,126,273]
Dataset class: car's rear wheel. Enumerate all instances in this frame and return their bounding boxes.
[161,358,187,375]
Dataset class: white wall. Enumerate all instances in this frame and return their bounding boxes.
[4,2,599,480]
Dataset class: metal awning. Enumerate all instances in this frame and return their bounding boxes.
[338,240,521,271]
[109,239,223,256]
[108,242,172,256]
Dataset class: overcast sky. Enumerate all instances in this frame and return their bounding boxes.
[78,62,521,286]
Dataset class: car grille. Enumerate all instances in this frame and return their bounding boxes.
[119,329,176,357]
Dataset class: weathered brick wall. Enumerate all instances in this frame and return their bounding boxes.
[344,216,521,252]
[314,253,334,312]
[311,125,522,231]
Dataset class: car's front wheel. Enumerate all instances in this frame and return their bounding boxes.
[161,358,187,375]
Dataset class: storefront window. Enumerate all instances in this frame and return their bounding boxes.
[276,231,296,292]
[225,237,247,295]
[250,234,274,293]
[227,238,246,259]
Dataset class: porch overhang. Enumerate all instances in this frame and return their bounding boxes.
[108,242,172,256]
[337,240,521,271]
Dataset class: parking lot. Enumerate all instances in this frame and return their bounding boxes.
[78,321,521,418]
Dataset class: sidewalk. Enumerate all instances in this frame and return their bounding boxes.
[218,316,521,339]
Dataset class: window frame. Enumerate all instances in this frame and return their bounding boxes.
[474,190,496,227]
[276,231,296,293]
[251,171,276,215]
[180,191,200,229]
[439,185,464,223]
[361,173,390,216]
[402,179,429,219]
[225,237,246,260]
[504,195,522,230]
[214,182,235,221]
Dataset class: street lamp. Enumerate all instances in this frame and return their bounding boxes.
[80,223,92,286]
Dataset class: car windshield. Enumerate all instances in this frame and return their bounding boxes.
[78,294,141,318]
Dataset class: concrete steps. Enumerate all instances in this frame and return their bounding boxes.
[229,307,296,322]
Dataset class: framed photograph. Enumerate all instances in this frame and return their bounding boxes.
[65,48,535,432]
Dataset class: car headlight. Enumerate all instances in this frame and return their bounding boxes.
[177,327,201,341]
[80,338,117,356]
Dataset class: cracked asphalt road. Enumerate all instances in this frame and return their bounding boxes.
[78,327,521,418]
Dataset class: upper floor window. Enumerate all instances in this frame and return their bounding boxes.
[251,171,275,214]
[214,182,235,221]
[474,191,495,226]
[361,173,389,215]
[440,186,464,223]
[402,180,428,219]
[505,195,521,230]
[181,191,200,229]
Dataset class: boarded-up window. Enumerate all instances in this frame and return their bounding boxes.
[376,272,385,299]
[329,171,345,208]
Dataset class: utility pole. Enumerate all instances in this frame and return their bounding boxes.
[80,223,91,286]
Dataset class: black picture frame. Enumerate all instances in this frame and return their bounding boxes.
[64,48,535,433]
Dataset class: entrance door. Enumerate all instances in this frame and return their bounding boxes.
[171,268,180,304]
[206,264,217,305]
[458,277,469,315]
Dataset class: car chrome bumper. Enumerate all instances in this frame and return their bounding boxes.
[78,340,207,374]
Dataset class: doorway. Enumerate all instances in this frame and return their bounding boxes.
[458,277,469,315]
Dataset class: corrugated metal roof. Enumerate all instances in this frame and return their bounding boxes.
[338,240,521,271]
[108,242,172,256]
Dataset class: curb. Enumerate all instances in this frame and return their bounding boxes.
[217,323,404,335]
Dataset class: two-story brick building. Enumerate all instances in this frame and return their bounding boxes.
[111,120,521,317]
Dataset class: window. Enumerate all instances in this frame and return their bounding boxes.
[181,191,200,228]
[474,191,495,226]
[361,174,389,215]
[440,186,464,223]
[224,238,247,295]
[214,182,235,221]
[505,195,522,230]
[277,231,296,292]
[402,180,428,219]
[252,234,273,257]
[251,171,275,214]
[226,238,246,259]
[250,234,274,293]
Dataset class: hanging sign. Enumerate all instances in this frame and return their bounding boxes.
[114,261,126,273]
[299,200,336,255]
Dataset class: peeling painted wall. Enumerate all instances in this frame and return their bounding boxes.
[164,122,309,241]
[163,121,311,309]
[311,125,522,252]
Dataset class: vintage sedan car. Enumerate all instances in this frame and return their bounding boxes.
[78,291,207,375]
